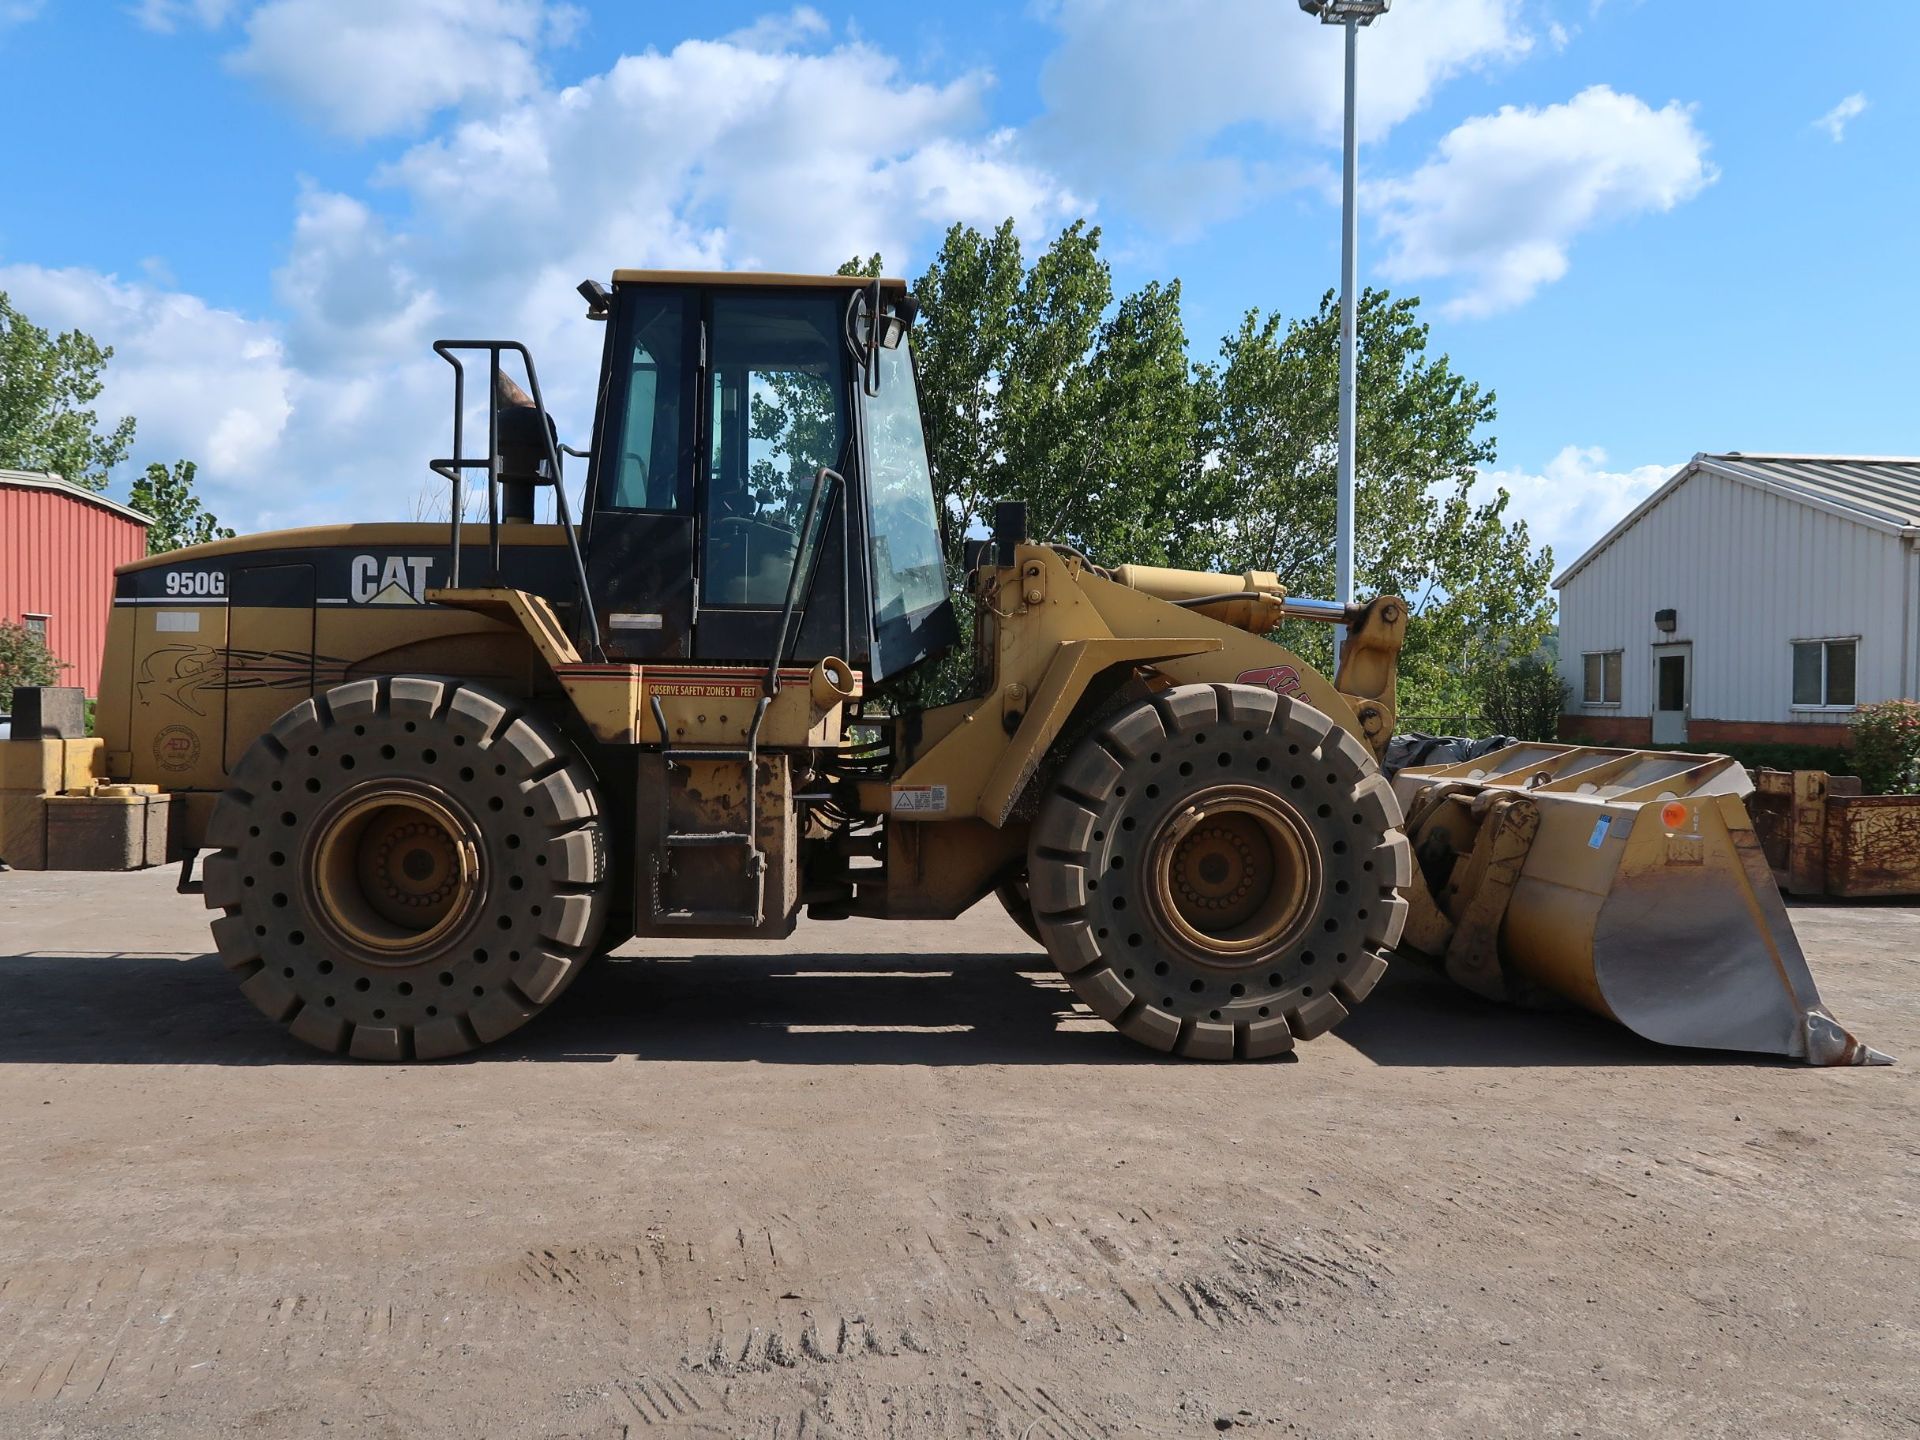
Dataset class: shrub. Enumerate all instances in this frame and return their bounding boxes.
[0,620,65,715]
[1478,653,1568,742]
[1850,699,1920,795]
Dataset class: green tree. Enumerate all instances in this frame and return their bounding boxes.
[130,459,235,554]
[0,619,65,715]
[909,219,1206,567]
[849,222,1212,704]
[0,291,136,491]
[904,219,1023,563]
[849,221,1552,728]
[853,223,1024,706]
[1192,288,1554,715]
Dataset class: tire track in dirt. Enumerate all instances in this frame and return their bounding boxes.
[0,1200,1387,1418]
[0,1242,522,1409]
[496,1202,1394,1383]
[593,1368,1124,1440]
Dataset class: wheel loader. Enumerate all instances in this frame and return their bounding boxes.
[0,270,1888,1066]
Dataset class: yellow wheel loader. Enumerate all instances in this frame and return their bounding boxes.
[1,271,1887,1066]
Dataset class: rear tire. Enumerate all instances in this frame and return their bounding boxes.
[1028,683,1409,1060]
[203,677,609,1060]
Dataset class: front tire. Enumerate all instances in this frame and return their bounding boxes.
[1028,683,1408,1060]
[994,871,1044,945]
[203,677,609,1060]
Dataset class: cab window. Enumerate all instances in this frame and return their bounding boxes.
[605,291,689,510]
[704,292,846,607]
[864,339,945,623]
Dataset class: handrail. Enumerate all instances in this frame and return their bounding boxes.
[428,339,606,662]
[768,467,842,697]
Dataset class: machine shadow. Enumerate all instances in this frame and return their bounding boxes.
[0,946,1150,1066]
[0,944,1768,1068]
[1336,959,1770,1068]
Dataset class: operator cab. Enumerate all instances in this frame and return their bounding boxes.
[579,271,953,681]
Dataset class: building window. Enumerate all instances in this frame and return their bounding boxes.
[22,614,49,645]
[1791,638,1857,709]
[1582,650,1622,706]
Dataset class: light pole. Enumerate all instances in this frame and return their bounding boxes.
[1298,0,1389,667]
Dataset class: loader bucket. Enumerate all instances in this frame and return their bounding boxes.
[1391,743,1891,1066]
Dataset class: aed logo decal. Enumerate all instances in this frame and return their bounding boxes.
[1235,664,1304,698]
[163,570,226,597]
[351,555,434,605]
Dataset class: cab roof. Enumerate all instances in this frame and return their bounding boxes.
[611,269,906,290]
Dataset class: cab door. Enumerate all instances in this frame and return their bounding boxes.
[583,286,698,660]
[692,290,849,664]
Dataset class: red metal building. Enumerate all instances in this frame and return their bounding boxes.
[1,469,150,700]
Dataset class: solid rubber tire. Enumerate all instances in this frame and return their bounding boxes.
[1028,683,1409,1060]
[994,872,1045,946]
[203,676,609,1060]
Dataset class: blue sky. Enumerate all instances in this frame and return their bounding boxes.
[1,0,1913,577]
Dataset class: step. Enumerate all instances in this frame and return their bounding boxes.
[663,831,756,848]
[653,908,765,927]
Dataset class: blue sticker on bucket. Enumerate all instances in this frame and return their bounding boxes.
[1588,815,1612,849]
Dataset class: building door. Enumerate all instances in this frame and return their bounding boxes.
[1652,643,1690,746]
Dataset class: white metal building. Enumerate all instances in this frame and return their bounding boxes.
[1554,453,1920,748]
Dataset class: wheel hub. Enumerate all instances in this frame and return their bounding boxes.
[1147,784,1321,965]
[306,783,483,962]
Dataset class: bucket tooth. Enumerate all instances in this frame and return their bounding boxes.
[1803,1011,1894,1067]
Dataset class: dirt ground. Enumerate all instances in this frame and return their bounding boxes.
[0,865,1914,1439]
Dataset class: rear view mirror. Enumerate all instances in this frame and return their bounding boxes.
[849,282,918,396]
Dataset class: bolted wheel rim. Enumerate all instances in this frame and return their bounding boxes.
[305,782,483,962]
[1146,785,1320,965]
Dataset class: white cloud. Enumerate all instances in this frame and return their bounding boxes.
[2,0,46,30]
[0,20,1075,535]
[226,0,577,140]
[275,186,440,373]
[374,33,1075,293]
[1475,444,1675,571]
[130,0,239,30]
[1373,85,1715,318]
[341,30,1076,450]
[1034,0,1531,220]
[0,262,297,520]
[1814,92,1867,143]
[723,6,828,54]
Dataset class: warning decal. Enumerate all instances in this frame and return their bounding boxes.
[650,680,763,699]
[891,785,948,815]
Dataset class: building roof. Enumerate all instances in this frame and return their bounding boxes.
[1553,452,1920,588]
[0,469,151,527]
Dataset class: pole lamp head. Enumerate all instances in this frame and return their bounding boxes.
[1298,0,1392,22]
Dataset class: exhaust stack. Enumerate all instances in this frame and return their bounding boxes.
[495,372,552,524]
